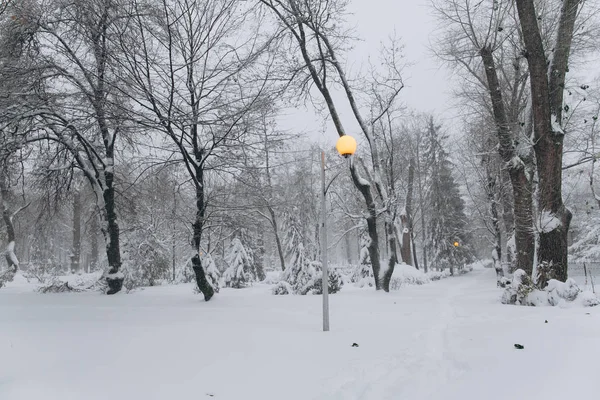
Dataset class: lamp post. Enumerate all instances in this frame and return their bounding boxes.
[321,134,357,332]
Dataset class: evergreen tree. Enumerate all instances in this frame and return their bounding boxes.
[422,118,473,272]
[222,238,257,288]
[201,253,221,293]
[353,231,375,287]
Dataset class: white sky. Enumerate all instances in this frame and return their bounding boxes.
[277,0,456,147]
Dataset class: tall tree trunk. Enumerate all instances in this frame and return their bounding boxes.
[0,175,18,274]
[515,0,579,284]
[103,168,123,295]
[400,159,415,266]
[416,159,428,273]
[480,45,535,276]
[191,161,214,301]
[71,188,82,273]
[484,157,504,282]
[268,206,286,271]
[90,208,99,273]
[350,159,382,290]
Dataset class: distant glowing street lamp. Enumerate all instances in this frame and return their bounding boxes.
[453,241,460,248]
[321,134,357,332]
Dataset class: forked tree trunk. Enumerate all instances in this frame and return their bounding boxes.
[515,0,579,284]
[480,45,535,276]
[350,159,382,290]
[191,160,214,301]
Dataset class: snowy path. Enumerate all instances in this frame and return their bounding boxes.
[1,268,599,400]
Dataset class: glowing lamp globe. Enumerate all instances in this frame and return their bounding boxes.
[453,241,460,247]
[336,135,357,157]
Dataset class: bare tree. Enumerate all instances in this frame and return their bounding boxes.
[116,0,276,299]
[260,0,405,291]
[515,0,581,284]
[432,0,535,275]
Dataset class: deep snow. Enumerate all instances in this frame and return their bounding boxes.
[1,267,599,400]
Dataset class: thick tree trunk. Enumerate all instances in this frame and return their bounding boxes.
[71,188,81,273]
[103,169,123,294]
[515,0,579,284]
[0,179,18,273]
[480,45,535,276]
[350,160,382,290]
[485,159,504,282]
[191,162,214,301]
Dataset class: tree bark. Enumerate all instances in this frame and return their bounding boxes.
[515,0,579,283]
[0,174,18,272]
[400,159,415,266]
[71,187,81,273]
[90,208,99,273]
[350,159,382,290]
[480,45,535,276]
[191,159,214,301]
[103,168,123,295]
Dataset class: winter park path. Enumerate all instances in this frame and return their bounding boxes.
[1,268,599,400]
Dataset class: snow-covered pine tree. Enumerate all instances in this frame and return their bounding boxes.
[201,252,221,293]
[222,238,257,288]
[422,118,473,272]
[281,242,343,295]
[353,231,375,287]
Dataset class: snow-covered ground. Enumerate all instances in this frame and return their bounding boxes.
[1,267,599,400]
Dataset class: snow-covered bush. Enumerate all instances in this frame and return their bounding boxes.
[389,264,430,290]
[501,269,534,305]
[271,281,292,295]
[304,266,344,295]
[201,253,221,293]
[263,270,282,285]
[278,243,343,295]
[352,262,375,288]
[501,270,599,307]
[427,269,451,281]
[22,260,62,284]
[222,238,257,288]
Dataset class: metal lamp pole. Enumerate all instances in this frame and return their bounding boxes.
[320,150,330,332]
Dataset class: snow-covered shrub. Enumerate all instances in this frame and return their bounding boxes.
[501,269,534,305]
[389,264,430,290]
[201,253,221,293]
[263,270,282,285]
[578,291,600,307]
[498,276,511,288]
[279,243,343,295]
[353,262,375,287]
[222,238,257,288]
[272,281,292,295]
[38,279,80,293]
[502,270,598,307]
[0,269,17,288]
[546,278,580,305]
[23,261,62,284]
[427,269,451,281]
[305,266,344,295]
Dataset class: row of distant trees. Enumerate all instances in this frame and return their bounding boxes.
[2,0,598,294]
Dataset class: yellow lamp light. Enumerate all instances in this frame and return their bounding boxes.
[453,241,460,247]
[336,135,357,157]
